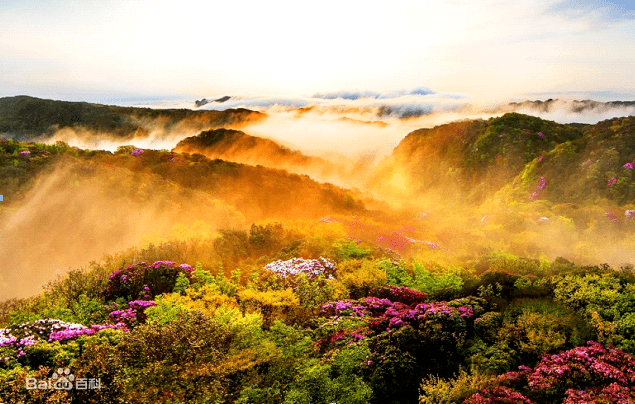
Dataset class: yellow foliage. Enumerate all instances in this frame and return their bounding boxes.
[589,310,622,346]
[338,259,386,292]
[237,288,299,326]
[160,284,238,317]
[221,340,280,373]
[499,311,568,356]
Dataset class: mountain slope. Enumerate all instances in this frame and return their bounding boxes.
[370,113,584,202]
[173,129,354,185]
[0,96,264,141]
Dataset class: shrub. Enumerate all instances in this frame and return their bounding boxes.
[368,285,427,306]
[466,341,635,404]
[103,261,193,301]
[237,288,299,327]
[338,259,387,299]
[411,262,464,297]
[419,370,494,404]
[380,260,415,288]
[264,257,336,282]
[115,312,234,403]
[330,239,372,261]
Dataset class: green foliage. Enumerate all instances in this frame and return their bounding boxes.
[330,239,372,262]
[552,270,621,317]
[71,294,110,325]
[145,294,191,325]
[292,274,348,322]
[116,312,234,403]
[468,340,517,375]
[496,298,591,365]
[283,350,373,404]
[172,272,190,295]
[21,340,80,370]
[380,260,415,288]
[411,262,463,296]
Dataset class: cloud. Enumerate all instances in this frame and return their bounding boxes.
[549,0,635,24]
[312,91,383,100]
[312,88,438,101]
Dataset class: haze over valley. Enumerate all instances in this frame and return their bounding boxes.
[2,1,635,403]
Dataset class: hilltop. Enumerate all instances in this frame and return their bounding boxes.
[172,129,350,182]
[0,96,264,141]
[173,129,317,166]
[372,112,635,206]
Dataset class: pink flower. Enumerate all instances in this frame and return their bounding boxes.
[537,177,546,190]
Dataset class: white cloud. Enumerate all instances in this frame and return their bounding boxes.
[0,0,634,100]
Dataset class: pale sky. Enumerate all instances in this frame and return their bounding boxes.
[1,0,634,103]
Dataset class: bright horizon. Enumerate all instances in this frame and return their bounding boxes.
[1,0,635,104]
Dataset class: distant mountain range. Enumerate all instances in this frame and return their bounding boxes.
[0,96,263,141]
[502,99,635,113]
[2,96,634,210]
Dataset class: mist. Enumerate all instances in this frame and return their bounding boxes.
[0,156,245,300]
[3,92,635,299]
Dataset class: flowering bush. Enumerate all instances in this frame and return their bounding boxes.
[465,341,635,404]
[376,231,415,252]
[109,300,157,328]
[464,386,533,404]
[48,323,127,342]
[368,285,427,305]
[104,261,193,301]
[264,257,336,280]
[321,296,484,337]
[1,319,127,360]
[130,148,143,157]
[19,150,30,155]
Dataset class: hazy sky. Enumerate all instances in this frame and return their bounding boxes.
[1,0,634,103]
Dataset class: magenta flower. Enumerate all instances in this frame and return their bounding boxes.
[537,132,545,138]
[130,148,143,157]
[607,177,617,186]
[624,163,633,169]
[19,150,30,155]
[537,177,546,190]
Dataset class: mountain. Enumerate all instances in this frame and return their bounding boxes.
[503,98,635,114]
[371,112,635,206]
[0,95,263,141]
[173,129,316,166]
[370,113,582,201]
[173,129,351,185]
[0,139,365,221]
